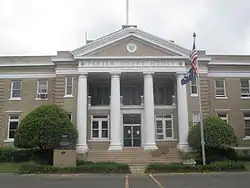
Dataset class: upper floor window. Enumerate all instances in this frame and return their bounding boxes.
[36,79,48,100]
[155,114,173,140]
[7,114,19,140]
[243,112,250,138]
[192,112,200,125]
[217,111,229,123]
[10,80,22,99]
[215,79,226,98]
[90,86,110,106]
[240,79,250,98]
[65,77,73,96]
[190,78,198,96]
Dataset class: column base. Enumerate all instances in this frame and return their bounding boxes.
[108,144,123,151]
[143,143,158,151]
[76,144,89,154]
[177,143,190,152]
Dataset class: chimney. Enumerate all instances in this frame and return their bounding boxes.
[86,40,94,44]
[169,40,175,43]
[122,25,137,29]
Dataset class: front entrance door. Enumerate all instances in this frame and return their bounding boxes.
[123,114,141,147]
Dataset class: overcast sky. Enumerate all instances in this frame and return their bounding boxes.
[0,0,250,55]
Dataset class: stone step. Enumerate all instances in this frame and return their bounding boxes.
[85,148,181,164]
[129,164,146,174]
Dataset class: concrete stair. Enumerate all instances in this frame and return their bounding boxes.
[85,147,181,164]
[129,164,147,174]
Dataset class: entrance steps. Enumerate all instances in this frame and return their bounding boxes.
[129,164,147,174]
[84,147,181,164]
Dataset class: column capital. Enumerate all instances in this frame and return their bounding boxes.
[78,72,88,77]
[143,71,155,76]
[110,71,121,77]
[176,72,186,77]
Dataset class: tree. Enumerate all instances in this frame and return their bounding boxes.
[14,104,78,150]
[188,116,237,163]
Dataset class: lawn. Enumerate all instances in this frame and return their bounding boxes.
[0,162,35,173]
[242,162,250,171]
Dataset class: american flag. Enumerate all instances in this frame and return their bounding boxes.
[190,36,199,73]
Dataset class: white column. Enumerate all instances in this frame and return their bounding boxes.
[143,72,158,150]
[176,73,189,152]
[76,73,89,153]
[108,72,122,150]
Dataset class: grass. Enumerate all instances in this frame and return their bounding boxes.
[0,161,36,173]
[242,162,250,171]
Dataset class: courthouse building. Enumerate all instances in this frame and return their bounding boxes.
[1,25,250,154]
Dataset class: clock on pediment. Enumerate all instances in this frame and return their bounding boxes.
[126,43,137,52]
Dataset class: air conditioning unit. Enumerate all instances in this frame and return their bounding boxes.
[38,93,48,99]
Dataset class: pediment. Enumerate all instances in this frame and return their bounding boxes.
[85,36,182,57]
[72,26,191,58]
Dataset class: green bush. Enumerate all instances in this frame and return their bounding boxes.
[0,147,41,163]
[18,162,130,174]
[145,161,246,173]
[235,155,250,161]
[188,116,237,151]
[14,104,77,150]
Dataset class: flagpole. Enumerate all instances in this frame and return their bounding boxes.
[126,0,129,25]
[193,33,206,165]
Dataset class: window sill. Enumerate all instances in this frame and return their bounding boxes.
[156,138,177,142]
[9,98,21,101]
[191,94,198,97]
[35,98,48,101]
[64,95,74,98]
[215,97,228,100]
[4,139,14,143]
[242,137,250,141]
[241,97,250,100]
[88,139,110,142]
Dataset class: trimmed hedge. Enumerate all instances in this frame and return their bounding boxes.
[18,162,130,174]
[0,147,52,164]
[188,116,237,151]
[145,161,246,173]
[14,104,77,150]
[0,147,39,163]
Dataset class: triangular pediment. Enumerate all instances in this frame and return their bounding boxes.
[72,26,191,58]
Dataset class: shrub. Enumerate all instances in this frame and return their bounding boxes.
[18,162,130,174]
[188,116,237,151]
[145,161,246,173]
[0,147,42,163]
[14,104,77,150]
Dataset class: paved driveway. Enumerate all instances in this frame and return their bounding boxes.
[0,172,249,188]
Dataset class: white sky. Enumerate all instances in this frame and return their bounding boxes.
[0,0,250,55]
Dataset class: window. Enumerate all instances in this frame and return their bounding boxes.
[65,77,73,96]
[10,80,22,99]
[67,113,72,121]
[91,115,109,140]
[217,112,229,123]
[36,80,48,99]
[244,112,250,137]
[240,79,250,98]
[7,114,19,140]
[192,112,200,125]
[90,86,110,105]
[215,79,226,98]
[155,114,173,140]
[190,78,198,96]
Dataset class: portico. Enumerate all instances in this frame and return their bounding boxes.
[75,58,190,153]
[70,26,193,153]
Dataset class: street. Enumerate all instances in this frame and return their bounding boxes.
[0,172,249,188]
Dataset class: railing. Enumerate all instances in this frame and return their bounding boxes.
[87,95,176,106]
